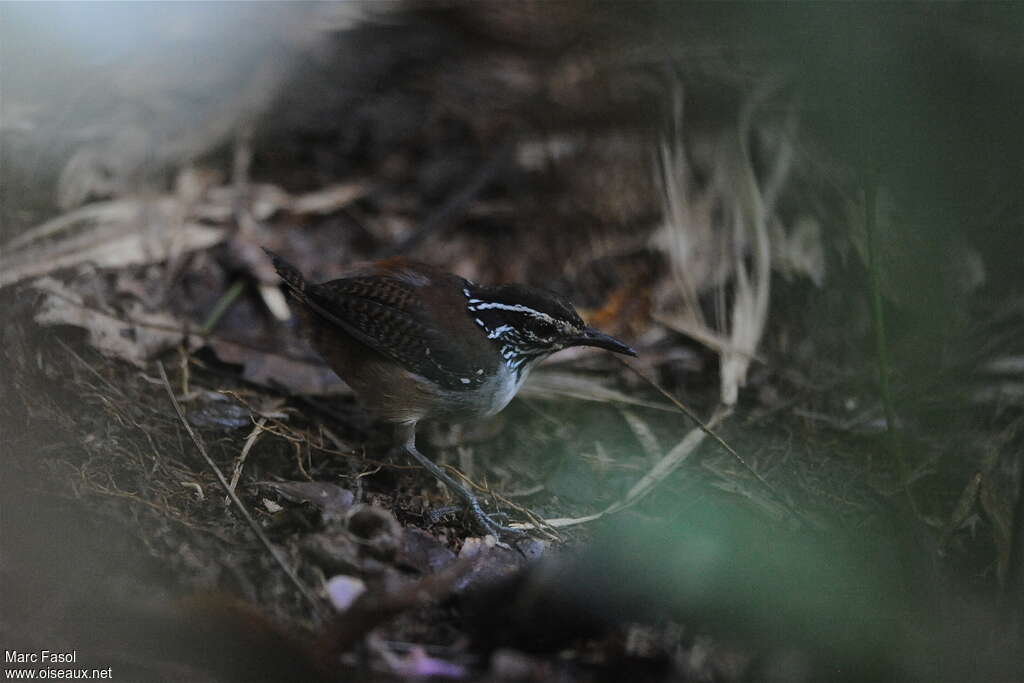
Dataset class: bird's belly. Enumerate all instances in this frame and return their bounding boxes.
[342,352,530,424]
[417,363,524,421]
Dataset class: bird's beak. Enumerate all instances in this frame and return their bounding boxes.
[570,327,638,357]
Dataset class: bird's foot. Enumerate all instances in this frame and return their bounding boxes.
[426,500,524,540]
[398,442,526,540]
[463,494,526,540]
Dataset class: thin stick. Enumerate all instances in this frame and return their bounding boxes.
[56,337,124,397]
[615,356,815,530]
[227,417,268,499]
[156,361,324,615]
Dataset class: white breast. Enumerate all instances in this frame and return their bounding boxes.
[419,354,548,421]
[477,361,527,417]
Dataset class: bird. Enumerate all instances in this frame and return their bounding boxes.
[264,249,636,537]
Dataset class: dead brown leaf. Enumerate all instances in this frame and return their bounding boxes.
[261,481,356,521]
[208,338,347,396]
[32,276,201,366]
[1,198,225,289]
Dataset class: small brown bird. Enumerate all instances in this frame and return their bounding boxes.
[265,250,636,536]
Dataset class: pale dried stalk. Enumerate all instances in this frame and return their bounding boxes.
[654,77,795,405]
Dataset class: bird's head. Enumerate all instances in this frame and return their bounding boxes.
[464,282,636,376]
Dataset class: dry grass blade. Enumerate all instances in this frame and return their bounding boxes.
[510,402,723,532]
[521,370,674,411]
[620,407,662,461]
[616,356,815,530]
[655,81,708,328]
[718,80,791,405]
[516,406,724,531]
[0,198,225,289]
[515,358,798,532]
[608,406,728,515]
[526,512,605,530]
[155,361,324,616]
[653,78,795,406]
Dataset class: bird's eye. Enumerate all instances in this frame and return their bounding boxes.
[530,319,557,337]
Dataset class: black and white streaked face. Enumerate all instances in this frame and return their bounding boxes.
[464,283,588,375]
[463,281,637,384]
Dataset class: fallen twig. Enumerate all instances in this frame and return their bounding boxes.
[227,417,268,500]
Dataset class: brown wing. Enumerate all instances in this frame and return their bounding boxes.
[303,276,489,391]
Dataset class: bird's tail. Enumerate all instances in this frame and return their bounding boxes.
[262,247,308,298]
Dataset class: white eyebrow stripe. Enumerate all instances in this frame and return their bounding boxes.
[470,302,547,317]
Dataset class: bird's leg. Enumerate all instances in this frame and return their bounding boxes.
[394,423,523,539]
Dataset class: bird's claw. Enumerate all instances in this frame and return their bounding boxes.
[466,497,528,540]
[428,498,525,540]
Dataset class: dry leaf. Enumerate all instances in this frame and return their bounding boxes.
[261,481,355,521]
[32,276,201,366]
[208,338,347,396]
[1,198,225,289]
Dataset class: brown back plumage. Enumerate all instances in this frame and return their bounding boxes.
[265,249,494,391]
